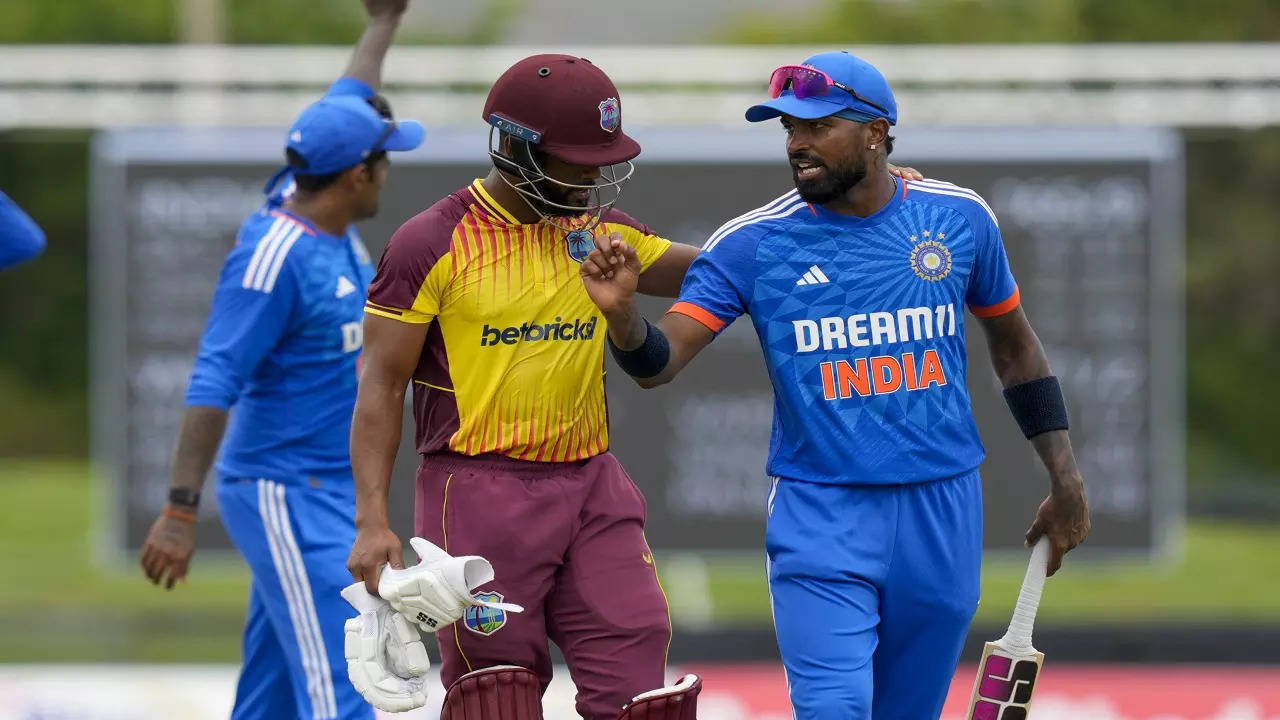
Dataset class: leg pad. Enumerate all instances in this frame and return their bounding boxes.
[616,674,701,720]
[441,665,543,720]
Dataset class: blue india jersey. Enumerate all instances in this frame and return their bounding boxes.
[670,177,1019,485]
[184,77,377,485]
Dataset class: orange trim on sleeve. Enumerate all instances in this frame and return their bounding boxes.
[969,285,1021,318]
[667,301,726,333]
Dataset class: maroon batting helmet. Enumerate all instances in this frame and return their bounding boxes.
[483,54,639,229]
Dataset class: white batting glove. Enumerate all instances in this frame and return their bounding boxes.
[341,582,431,712]
[378,537,524,634]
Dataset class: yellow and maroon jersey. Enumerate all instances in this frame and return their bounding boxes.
[365,180,672,462]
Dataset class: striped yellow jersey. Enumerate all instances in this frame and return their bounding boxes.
[365,179,671,462]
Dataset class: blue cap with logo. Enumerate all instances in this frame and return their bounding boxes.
[746,51,898,126]
[283,94,425,176]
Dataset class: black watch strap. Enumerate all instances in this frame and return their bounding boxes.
[168,487,201,508]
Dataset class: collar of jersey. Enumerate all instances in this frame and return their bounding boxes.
[808,175,905,227]
[469,179,522,224]
[269,207,343,239]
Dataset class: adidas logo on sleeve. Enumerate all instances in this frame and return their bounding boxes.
[796,265,831,286]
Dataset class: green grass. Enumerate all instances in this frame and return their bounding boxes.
[3,459,1279,662]
[706,520,1280,622]
[972,522,1280,623]
[0,459,250,661]
[701,522,1280,626]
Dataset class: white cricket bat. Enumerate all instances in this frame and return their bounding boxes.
[965,537,1051,720]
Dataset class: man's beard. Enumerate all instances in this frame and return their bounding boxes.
[791,152,867,204]
[497,149,594,219]
[528,179,593,218]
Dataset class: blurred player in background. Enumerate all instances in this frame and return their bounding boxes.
[580,51,1091,719]
[0,190,46,270]
[345,54,703,719]
[138,2,423,718]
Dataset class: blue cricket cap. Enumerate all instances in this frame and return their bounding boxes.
[283,94,424,176]
[746,51,898,126]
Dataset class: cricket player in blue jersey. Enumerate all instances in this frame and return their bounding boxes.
[580,52,1092,719]
[138,2,424,718]
[0,190,46,270]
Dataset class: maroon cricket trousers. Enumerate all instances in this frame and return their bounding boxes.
[415,451,672,719]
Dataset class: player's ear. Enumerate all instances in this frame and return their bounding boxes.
[344,163,371,190]
[866,118,891,151]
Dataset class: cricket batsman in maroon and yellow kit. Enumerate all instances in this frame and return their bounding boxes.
[345,55,704,719]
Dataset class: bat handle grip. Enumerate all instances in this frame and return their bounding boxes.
[1003,537,1050,653]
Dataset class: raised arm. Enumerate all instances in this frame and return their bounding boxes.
[978,306,1090,576]
[347,313,426,592]
[343,0,410,90]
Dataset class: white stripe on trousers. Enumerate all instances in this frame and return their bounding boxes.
[764,552,797,720]
[763,476,794,718]
[258,479,337,719]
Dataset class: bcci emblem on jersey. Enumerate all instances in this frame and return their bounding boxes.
[598,97,621,133]
[565,228,597,263]
[464,592,510,636]
[910,237,952,282]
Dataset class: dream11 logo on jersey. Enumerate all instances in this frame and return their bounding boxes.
[792,304,958,400]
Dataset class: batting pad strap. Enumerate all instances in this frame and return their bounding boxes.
[1002,375,1069,439]
[608,319,670,379]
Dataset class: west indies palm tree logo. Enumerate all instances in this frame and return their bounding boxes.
[463,592,510,635]
[565,227,597,263]
[598,97,621,133]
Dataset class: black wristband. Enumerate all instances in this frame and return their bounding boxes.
[1002,375,1069,439]
[607,319,671,379]
[168,487,201,508]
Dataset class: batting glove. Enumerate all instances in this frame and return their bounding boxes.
[340,582,431,712]
[378,537,523,634]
